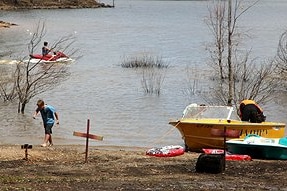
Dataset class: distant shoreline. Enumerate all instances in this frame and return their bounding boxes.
[0,0,113,10]
[0,0,114,29]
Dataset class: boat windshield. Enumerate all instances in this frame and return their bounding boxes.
[182,104,240,120]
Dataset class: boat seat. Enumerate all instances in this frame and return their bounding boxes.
[279,137,287,146]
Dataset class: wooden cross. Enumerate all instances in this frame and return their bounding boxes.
[73,119,103,163]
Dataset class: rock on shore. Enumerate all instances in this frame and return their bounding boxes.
[0,20,17,28]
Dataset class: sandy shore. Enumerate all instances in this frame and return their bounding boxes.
[1,144,287,190]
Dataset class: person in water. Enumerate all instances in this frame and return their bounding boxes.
[239,99,266,123]
[33,99,59,147]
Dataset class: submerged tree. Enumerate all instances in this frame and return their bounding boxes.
[0,46,16,102]
[0,63,17,102]
[204,0,279,108]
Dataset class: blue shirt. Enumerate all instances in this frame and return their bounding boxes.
[37,105,56,126]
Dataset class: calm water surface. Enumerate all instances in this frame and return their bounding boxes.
[0,0,287,147]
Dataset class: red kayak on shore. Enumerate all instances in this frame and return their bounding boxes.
[202,148,252,161]
[146,145,185,157]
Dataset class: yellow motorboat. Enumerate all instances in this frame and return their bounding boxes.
[169,104,285,152]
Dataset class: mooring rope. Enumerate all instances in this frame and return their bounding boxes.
[148,120,181,147]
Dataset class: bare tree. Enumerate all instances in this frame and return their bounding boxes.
[14,22,76,113]
[205,1,226,80]
[203,0,279,108]
[0,46,15,101]
[275,30,287,89]
[277,31,287,68]
[0,63,17,102]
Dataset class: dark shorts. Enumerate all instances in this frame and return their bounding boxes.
[44,124,53,134]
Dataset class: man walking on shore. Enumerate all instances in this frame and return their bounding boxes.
[33,99,59,147]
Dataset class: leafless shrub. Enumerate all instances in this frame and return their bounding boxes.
[140,67,166,96]
[121,54,168,69]
[121,54,168,95]
[182,66,210,100]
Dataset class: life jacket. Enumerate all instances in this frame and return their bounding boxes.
[240,100,263,113]
[239,100,266,122]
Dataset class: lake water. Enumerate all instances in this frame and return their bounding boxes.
[0,0,287,148]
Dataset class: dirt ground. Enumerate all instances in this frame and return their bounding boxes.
[1,145,287,191]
